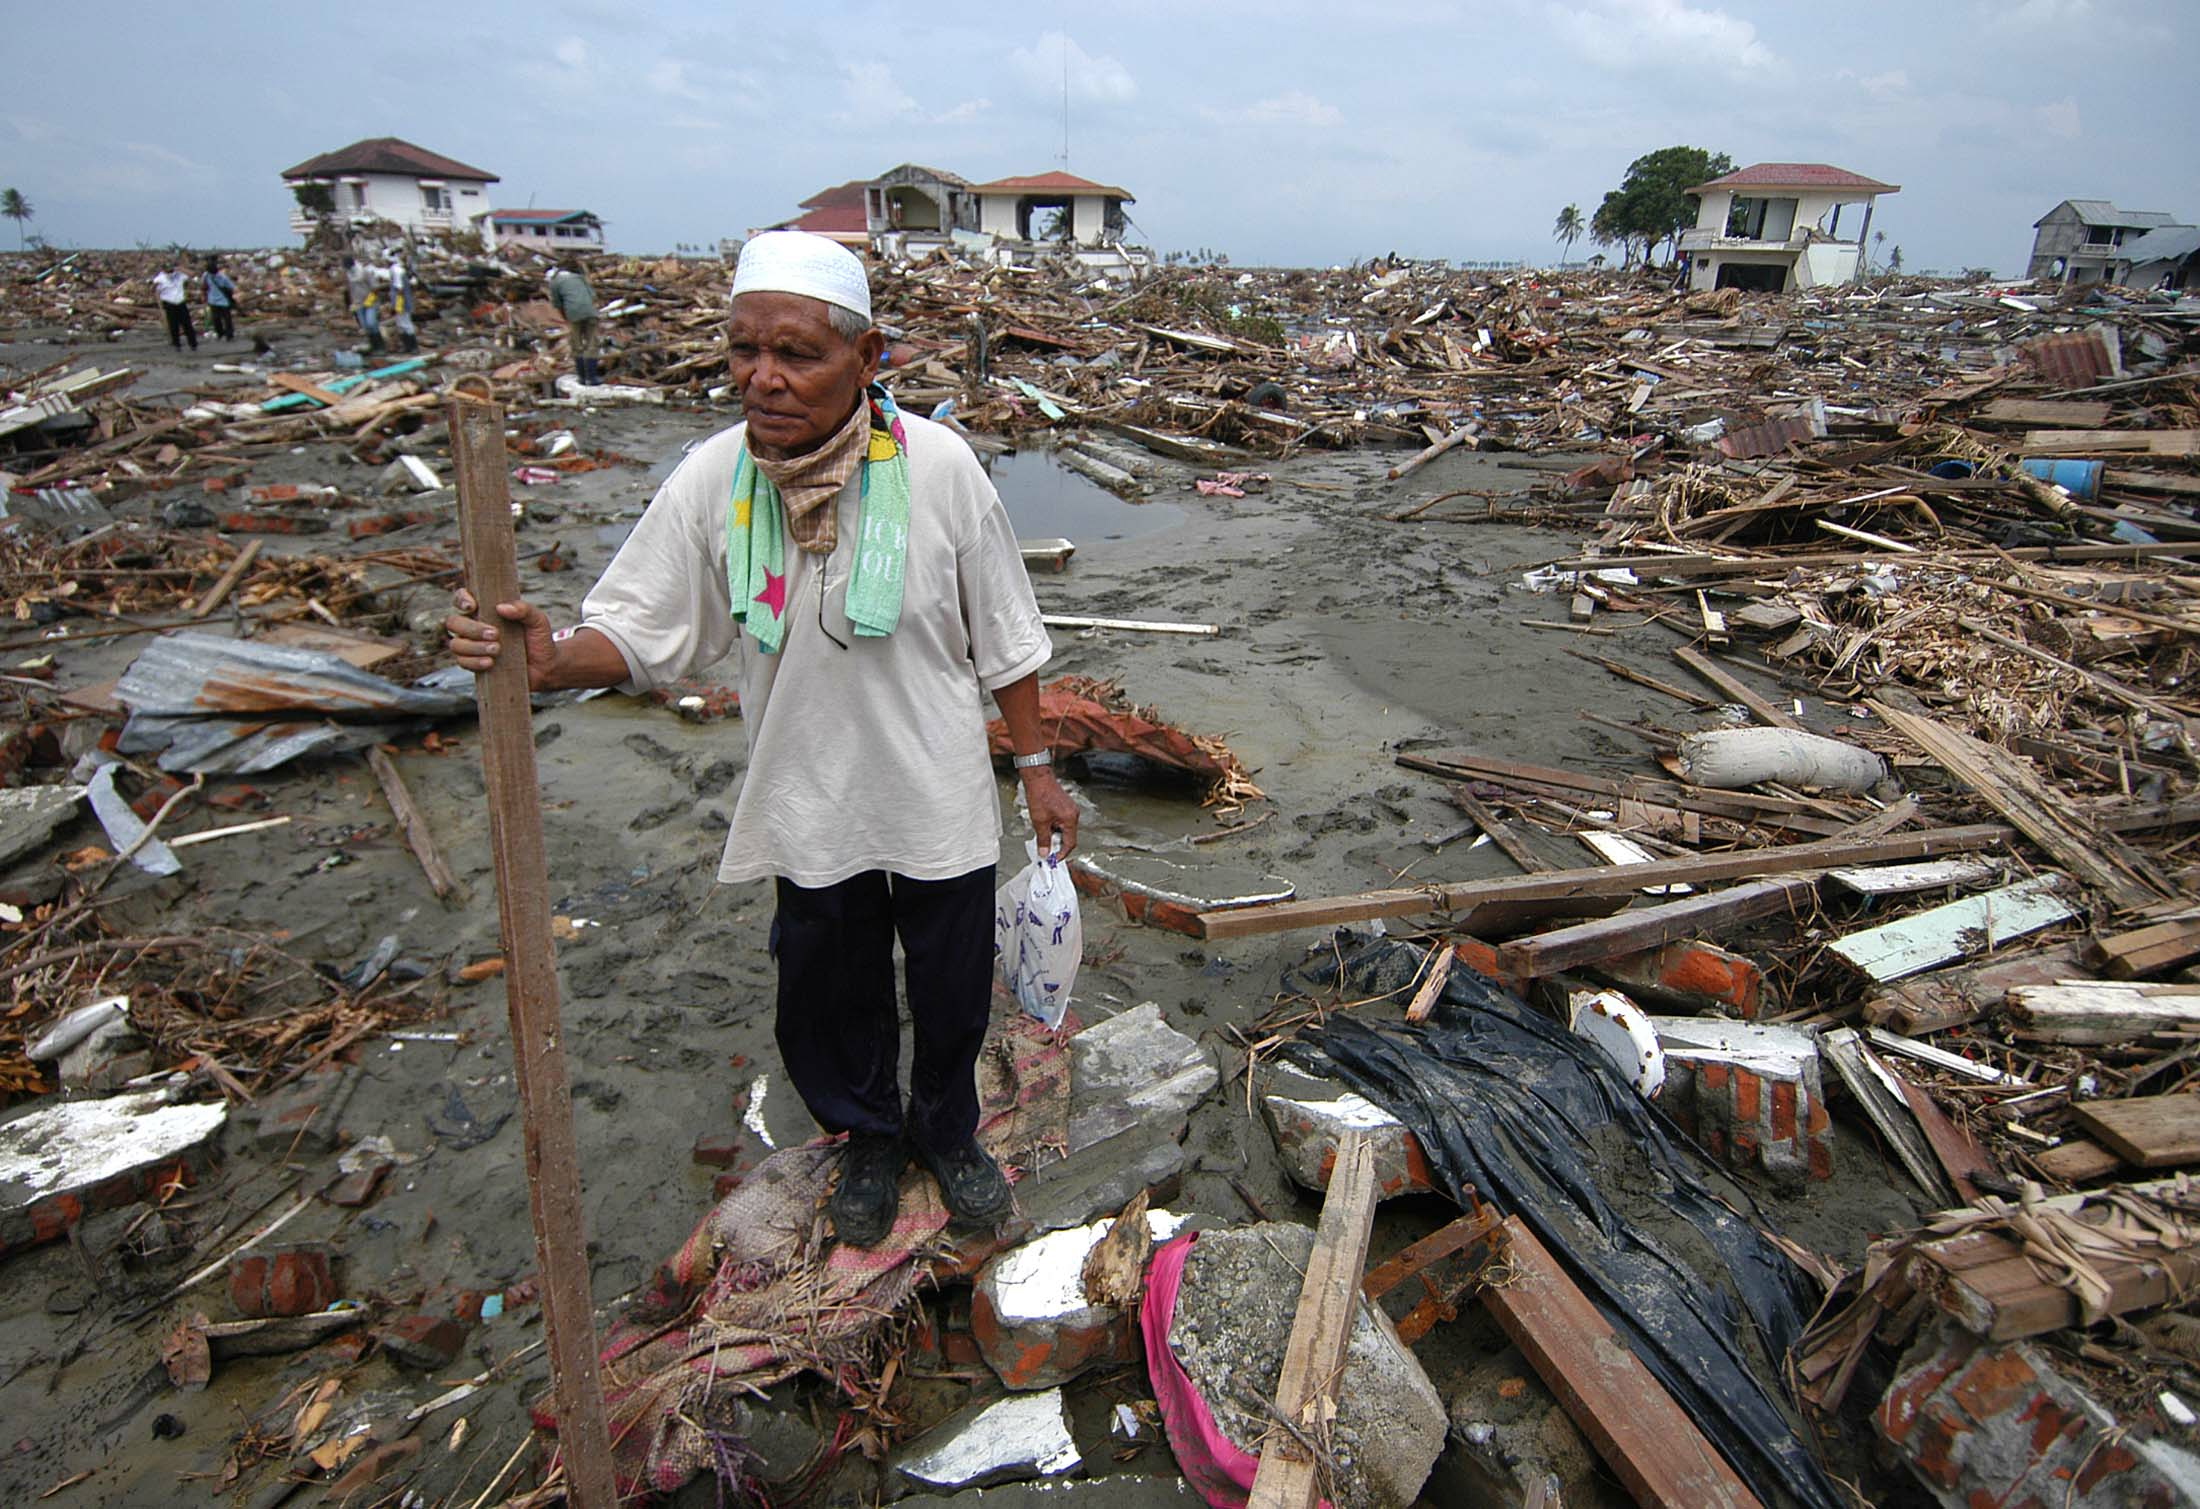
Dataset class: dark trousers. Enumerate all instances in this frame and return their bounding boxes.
[771,865,995,1153]
[161,300,197,350]
[208,303,234,341]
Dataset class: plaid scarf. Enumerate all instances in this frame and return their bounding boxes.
[727,384,910,654]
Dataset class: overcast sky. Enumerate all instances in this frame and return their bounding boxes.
[5,0,2193,275]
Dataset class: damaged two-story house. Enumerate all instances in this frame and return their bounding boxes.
[1678,163,1898,294]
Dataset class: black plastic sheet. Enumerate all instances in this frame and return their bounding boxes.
[1288,936,1843,1509]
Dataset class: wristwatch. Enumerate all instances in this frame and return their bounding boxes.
[1012,749,1053,770]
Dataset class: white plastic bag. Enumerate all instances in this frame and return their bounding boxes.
[995,838,1081,1028]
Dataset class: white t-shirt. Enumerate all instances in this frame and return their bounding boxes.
[580,412,1051,887]
[153,270,189,305]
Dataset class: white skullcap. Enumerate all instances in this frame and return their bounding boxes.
[731,231,872,324]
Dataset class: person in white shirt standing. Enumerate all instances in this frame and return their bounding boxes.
[445,232,1078,1248]
[153,260,197,351]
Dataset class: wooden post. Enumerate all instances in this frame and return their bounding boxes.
[445,389,618,1508]
[1246,1130,1379,1509]
[1482,1218,1763,1508]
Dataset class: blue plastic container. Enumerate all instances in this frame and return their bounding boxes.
[2021,458,2104,502]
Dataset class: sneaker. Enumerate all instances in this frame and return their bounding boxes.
[828,1131,907,1248]
[918,1139,1012,1228]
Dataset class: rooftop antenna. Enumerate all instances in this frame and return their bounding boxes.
[1060,33,1070,167]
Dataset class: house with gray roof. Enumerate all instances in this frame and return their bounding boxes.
[2027,199,2188,284]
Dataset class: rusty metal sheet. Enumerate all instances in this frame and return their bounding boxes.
[1716,408,1827,460]
[2017,327,2120,388]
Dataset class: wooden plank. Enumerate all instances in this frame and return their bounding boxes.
[1480,1218,1763,1509]
[1245,1131,1379,1509]
[1866,943,2086,1035]
[2006,981,2200,1043]
[1822,1028,1954,1203]
[1890,1074,1992,1204]
[2028,1139,2124,1183]
[1913,1214,2200,1340]
[2096,918,2200,979]
[268,371,345,408]
[1498,877,1814,979]
[2022,429,2200,456]
[186,538,262,619]
[1548,541,2200,578]
[1832,793,1920,841]
[1398,749,1853,835]
[2073,1095,2200,1168]
[1870,701,2166,912]
[1198,824,2012,940]
[1826,875,2076,983]
[1445,784,1551,873]
[1039,614,1218,636]
[366,747,462,903]
[1671,646,1803,730]
[447,390,618,1509]
[1975,398,2115,427]
[1826,856,2002,898]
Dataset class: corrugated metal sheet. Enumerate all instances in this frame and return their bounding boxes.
[115,632,473,774]
[1717,404,1828,460]
[2018,327,2120,388]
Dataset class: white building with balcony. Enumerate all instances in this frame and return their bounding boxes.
[1678,163,1898,294]
[281,137,498,241]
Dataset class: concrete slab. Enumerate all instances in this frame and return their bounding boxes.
[0,1088,226,1255]
[974,1209,1188,1389]
[1068,1002,1215,1150]
[888,1388,1082,1498]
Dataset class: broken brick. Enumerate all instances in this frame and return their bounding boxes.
[375,1312,467,1371]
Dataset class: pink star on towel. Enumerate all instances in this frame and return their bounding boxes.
[754,569,786,618]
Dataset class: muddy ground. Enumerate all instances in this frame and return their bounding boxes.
[0,314,1926,1507]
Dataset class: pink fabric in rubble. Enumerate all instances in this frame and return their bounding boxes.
[1142,1231,1262,1508]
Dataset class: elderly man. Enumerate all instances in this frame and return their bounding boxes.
[448,231,1077,1247]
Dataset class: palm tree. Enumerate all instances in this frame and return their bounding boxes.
[1553,205,1585,266]
[0,189,31,251]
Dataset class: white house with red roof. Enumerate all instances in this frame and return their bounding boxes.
[971,171,1134,247]
[482,208,605,252]
[762,164,1144,271]
[281,137,499,240]
[1677,163,1898,293]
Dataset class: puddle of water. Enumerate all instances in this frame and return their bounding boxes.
[985,449,1185,543]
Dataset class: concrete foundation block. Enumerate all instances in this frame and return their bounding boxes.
[1168,1224,1447,1509]
[1878,1326,2200,1508]
[1652,1017,1831,1184]
[972,1209,1187,1390]
[1258,1062,1437,1201]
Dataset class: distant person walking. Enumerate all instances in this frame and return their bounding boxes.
[202,257,236,343]
[153,260,197,351]
[545,259,600,386]
[344,255,385,354]
[385,252,419,354]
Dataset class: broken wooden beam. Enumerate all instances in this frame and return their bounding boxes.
[2005,981,2200,1044]
[1480,1217,1763,1509]
[1869,701,2168,912]
[1245,1130,1379,1509]
[1197,824,2011,940]
[1497,876,1815,979]
[186,538,262,619]
[366,747,462,903]
[2091,916,2200,980]
[2073,1096,2200,1169]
